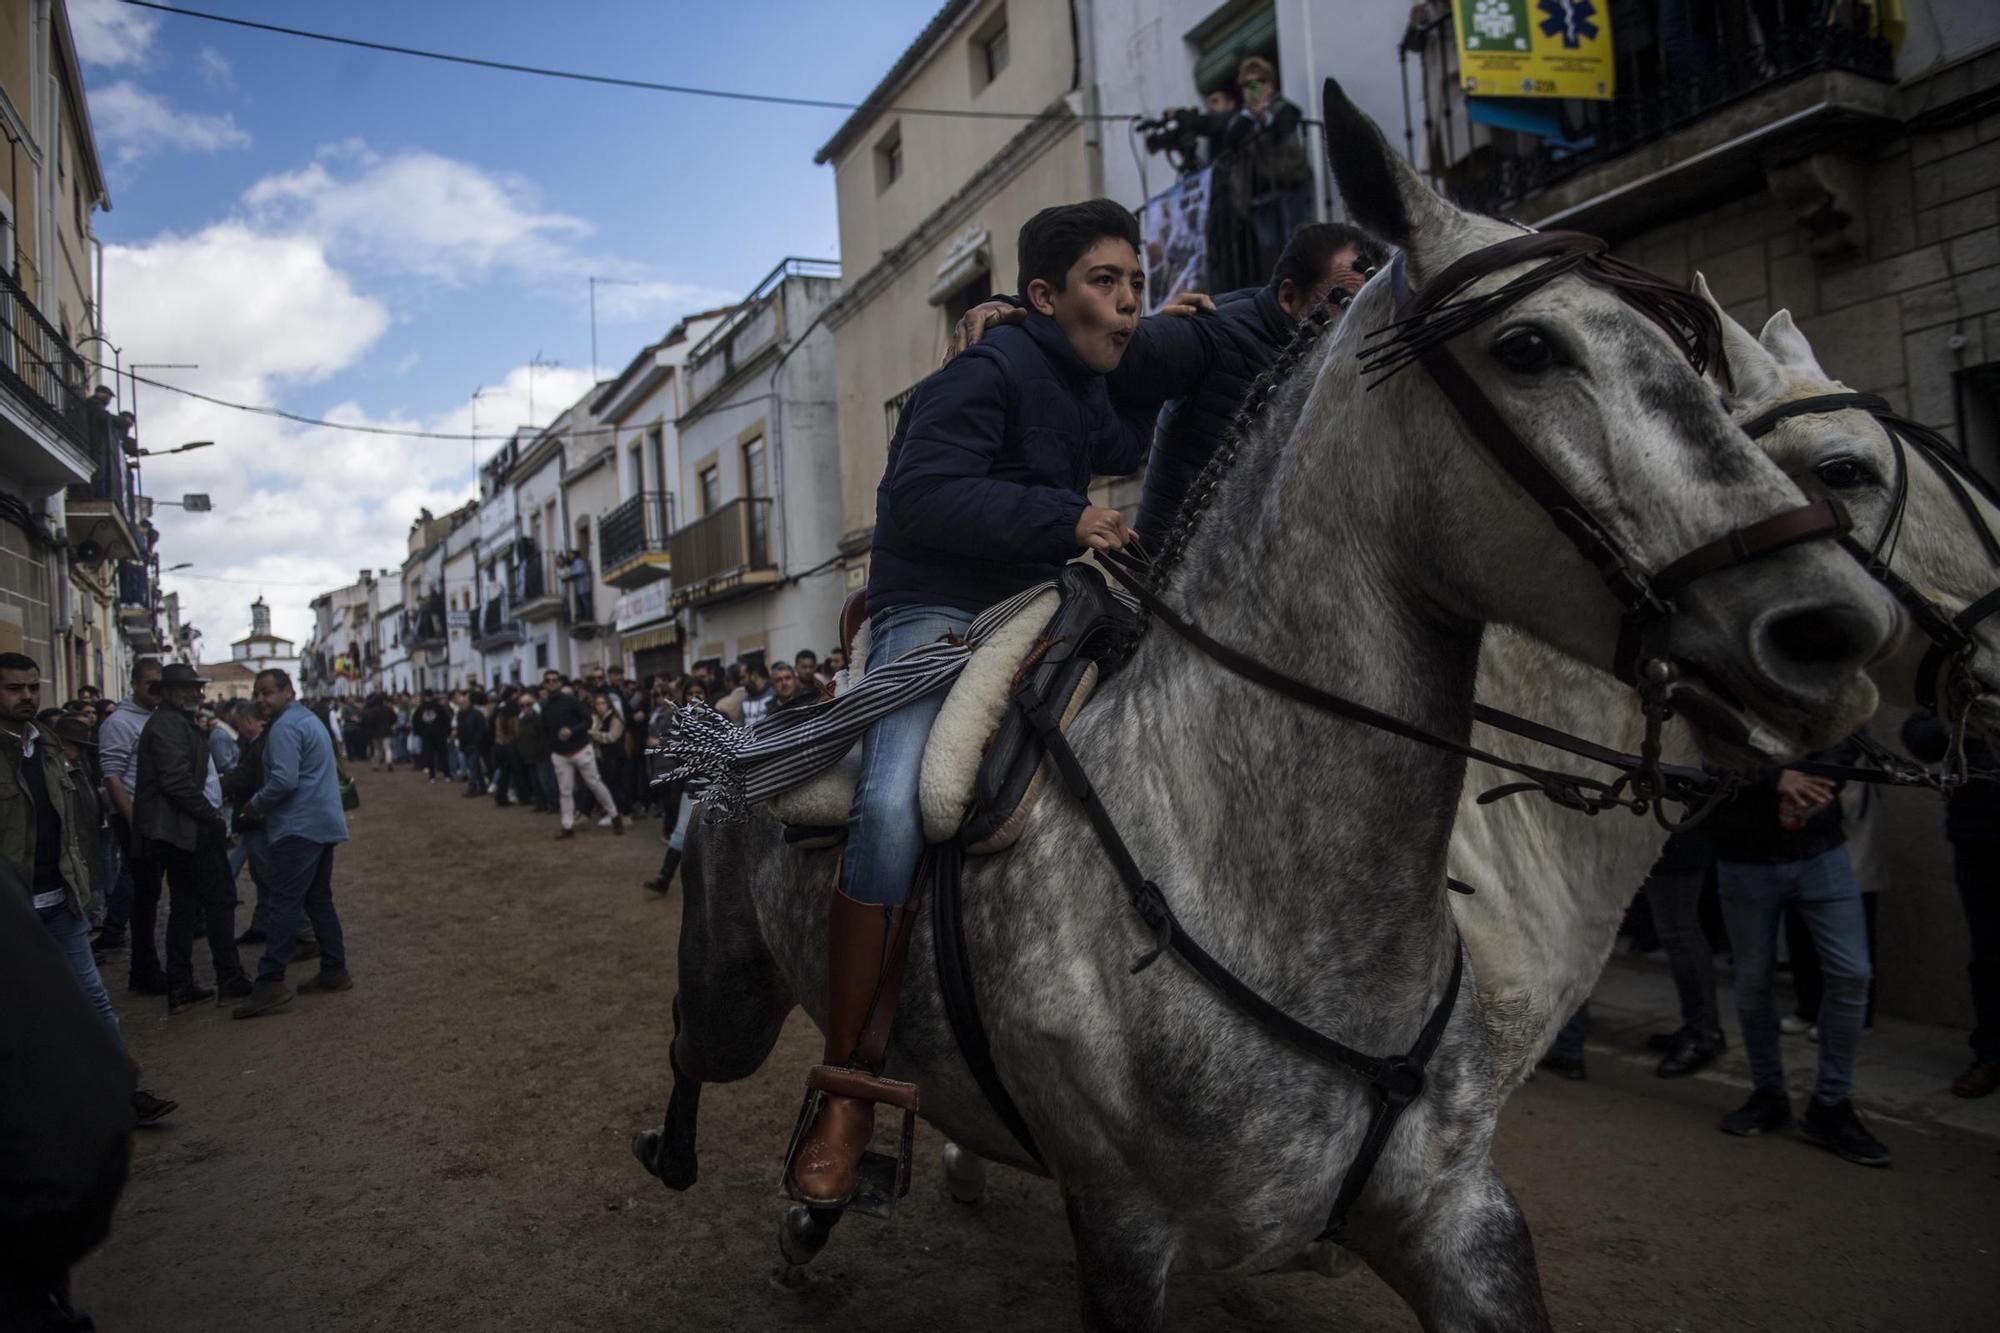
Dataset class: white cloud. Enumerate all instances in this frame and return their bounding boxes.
[104,143,711,646]
[244,147,592,284]
[93,80,250,165]
[195,46,234,92]
[68,0,158,67]
[592,278,741,325]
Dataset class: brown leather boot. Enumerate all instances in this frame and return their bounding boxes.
[788,887,919,1206]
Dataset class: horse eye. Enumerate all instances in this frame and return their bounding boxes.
[1492,328,1556,374]
[1813,458,1872,490]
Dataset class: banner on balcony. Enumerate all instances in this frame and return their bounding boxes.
[1140,166,1211,315]
[1456,0,1615,101]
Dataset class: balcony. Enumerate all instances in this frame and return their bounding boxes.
[116,560,160,651]
[513,550,563,622]
[668,497,777,609]
[473,595,522,651]
[1406,4,1896,236]
[0,264,97,490]
[685,258,839,411]
[599,491,676,588]
[406,593,448,649]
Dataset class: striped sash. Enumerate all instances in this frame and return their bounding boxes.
[658,582,1063,821]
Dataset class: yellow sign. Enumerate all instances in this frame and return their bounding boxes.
[1456,0,1615,101]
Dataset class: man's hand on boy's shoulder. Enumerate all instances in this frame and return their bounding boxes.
[944,297,1027,364]
[1074,505,1134,552]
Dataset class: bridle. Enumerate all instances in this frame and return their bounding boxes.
[1740,391,2000,738]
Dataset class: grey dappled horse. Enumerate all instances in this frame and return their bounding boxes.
[650,84,1896,1332]
[1454,293,2000,1085]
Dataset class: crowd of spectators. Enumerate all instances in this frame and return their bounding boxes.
[2,650,349,1326]
[335,647,844,890]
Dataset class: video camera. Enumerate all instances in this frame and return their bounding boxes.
[1134,107,1218,175]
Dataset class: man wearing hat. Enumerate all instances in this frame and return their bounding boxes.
[136,662,248,1012]
[1,652,177,1123]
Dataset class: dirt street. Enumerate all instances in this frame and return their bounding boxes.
[78,771,2000,1331]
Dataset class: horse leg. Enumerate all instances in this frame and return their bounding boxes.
[633,835,798,1191]
[941,1139,990,1206]
[1348,1166,1552,1333]
[1064,1192,1173,1333]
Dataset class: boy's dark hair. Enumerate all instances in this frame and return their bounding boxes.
[0,651,38,674]
[1273,223,1386,295]
[1018,199,1141,294]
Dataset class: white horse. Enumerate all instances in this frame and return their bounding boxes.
[645,84,1897,1332]
[1451,290,2000,1085]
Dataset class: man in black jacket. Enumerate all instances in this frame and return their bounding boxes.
[456,690,490,798]
[950,220,1383,551]
[1904,713,2000,1097]
[411,689,452,783]
[1707,740,1889,1166]
[788,199,1146,1211]
[136,664,247,1012]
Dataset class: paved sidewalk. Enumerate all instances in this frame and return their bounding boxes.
[1578,953,2000,1141]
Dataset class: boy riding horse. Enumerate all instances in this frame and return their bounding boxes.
[788,199,1149,1207]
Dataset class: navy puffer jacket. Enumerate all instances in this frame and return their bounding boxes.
[1116,284,1294,553]
[868,313,1144,615]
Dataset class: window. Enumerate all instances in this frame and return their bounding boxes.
[742,437,771,567]
[628,440,644,492]
[699,464,721,515]
[942,268,993,330]
[647,425,666,497]
[971,8,1009,91]
[1957,362,2000,491]
[875,125,903,193]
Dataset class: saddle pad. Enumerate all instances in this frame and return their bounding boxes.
[768,590,1063,845]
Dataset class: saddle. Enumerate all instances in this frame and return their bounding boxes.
[772,562,1137,852]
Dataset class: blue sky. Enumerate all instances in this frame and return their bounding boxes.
[70,0,943,646]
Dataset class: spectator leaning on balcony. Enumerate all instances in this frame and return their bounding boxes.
[233,668,351,1020]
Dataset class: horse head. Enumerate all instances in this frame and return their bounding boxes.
[1699,277,2000,738]
[1315,78,1896,762]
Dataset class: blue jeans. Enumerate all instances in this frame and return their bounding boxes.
[843,603,976,905]
[40,904,123,1052]
[464,748,487,795]
[258,837,347,983]
[1718,847,1871,1105]
[102,823,131,936]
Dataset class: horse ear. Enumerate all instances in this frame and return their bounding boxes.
[1320,77,1461,260]
[1694,272,1785,404]
[1759,309,1828,377]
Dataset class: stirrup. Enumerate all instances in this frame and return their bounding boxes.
[779,1064,920,1218]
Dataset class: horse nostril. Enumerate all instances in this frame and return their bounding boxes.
[1760,605,1875,672]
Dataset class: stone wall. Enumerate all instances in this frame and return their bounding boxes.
[1607,76,1999,1031]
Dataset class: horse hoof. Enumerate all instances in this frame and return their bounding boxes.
[941,1141,989,1207]
[631,1130,698,1191]
[778,1204,839,1267]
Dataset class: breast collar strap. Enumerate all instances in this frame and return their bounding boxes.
[1379,245,1850,686]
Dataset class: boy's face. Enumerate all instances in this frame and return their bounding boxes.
[1029,237,1144,373]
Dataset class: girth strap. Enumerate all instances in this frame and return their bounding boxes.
[1021,698,1466,1239]
[930,840,1046,1168]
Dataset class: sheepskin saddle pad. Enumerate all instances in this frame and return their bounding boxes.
[773,564,1127,855]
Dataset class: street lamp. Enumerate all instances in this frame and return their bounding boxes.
[152,495,213,511]
[134,440,214,457]
[166,562,194,571]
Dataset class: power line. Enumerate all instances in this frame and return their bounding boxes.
[119,0,1149,124]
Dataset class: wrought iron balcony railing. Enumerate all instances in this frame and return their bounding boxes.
[1404,3,1894,218]
[599,490,676,572]
[0,263,92,452]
